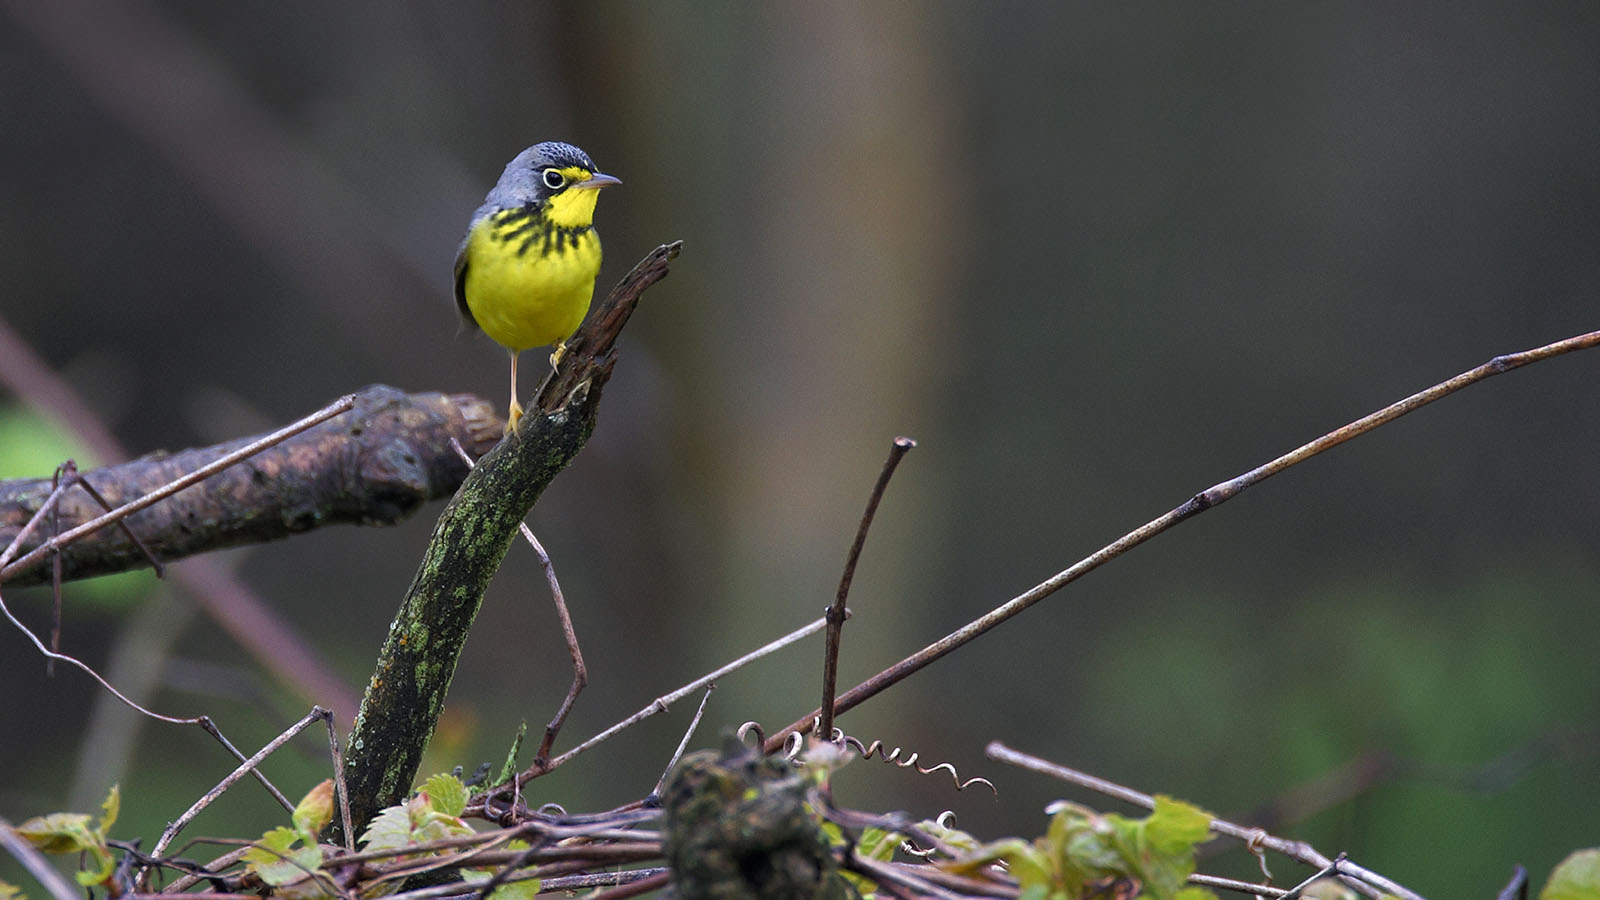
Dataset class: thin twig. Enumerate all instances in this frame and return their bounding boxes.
[1275,854,1347,900]
[867,859,1018,898]
[652,686,717,801]
[357,829,539,900]
[581,869,671,900]
[48,464,66,668]
[124,894,263,900]
[465,841,543,900]
[371,836,658,892]
[1188,872,1289,897]
[305,828,512,868]
[134,840,248,893]
[147,708,333,873]
[322,709,355,852]
[1495,865,1529,900]
[65,460,169,577]
[765,329,1600,753]
[1,394,356,581]
[214,833,342,898]
[0,471,72,571]
[985,742,1425,900]
[0,582,203,724]
[168,829,664,896]
[846,852,967,900]
[502,615,829,789]
[195,717,296,814]
[519,524,586,764]
[819,436,915,739]
[40,460,169,677]
[538,868,669,893]
[326,818,659,869]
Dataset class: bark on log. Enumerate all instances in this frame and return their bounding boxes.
[0,386,500,586]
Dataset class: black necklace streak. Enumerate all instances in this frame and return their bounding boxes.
[490,205,593,259]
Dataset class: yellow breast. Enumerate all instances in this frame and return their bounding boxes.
[461,208,603,353]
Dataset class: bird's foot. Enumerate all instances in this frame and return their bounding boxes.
[504,400,525,437]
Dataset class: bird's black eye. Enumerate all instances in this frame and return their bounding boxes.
[541,168,567,190]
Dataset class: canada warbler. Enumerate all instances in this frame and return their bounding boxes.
[454,141,620,433]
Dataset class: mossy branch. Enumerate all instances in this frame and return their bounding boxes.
[338,241,682,839]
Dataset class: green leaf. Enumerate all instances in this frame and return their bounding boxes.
[1118,795,1213,899]
[359,790,473,853]
[359,802,416,853]
[74,842,118,888]
[421,773,469,819]
[15,788,121,889]
[411,808,473,844]
[244,825,298,860]
[0,878,24,900]
[963,797,1219,900]
[1065,815,1124,875]
[937,836,1034,876]
[244,826,324,887]
[14,813,97,855]
[461,871,540,900]
[916,817,985,856]
[855,827,902,863]
[938,798,1214,900]
[1145,796,1213,854]
[1543,849,1600,900]
[819,819,845,848]
[463,839,539,900]
[292,780,334,844]
[828,826,904,898]
[465,875,540,900]
[496,722,527,787]
[96,785,120,837]
[1007,844,1062,896]
[243,824,333,900]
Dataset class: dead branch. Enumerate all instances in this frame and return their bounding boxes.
[763,329,1600,754]
[0,386,499,586]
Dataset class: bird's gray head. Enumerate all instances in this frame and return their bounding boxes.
[485,141,614,208]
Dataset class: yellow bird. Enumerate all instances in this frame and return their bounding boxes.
[454,142,620,433]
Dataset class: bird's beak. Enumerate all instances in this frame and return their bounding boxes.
[578,172,622,190]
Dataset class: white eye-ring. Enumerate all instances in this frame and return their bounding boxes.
[541,168,567,190]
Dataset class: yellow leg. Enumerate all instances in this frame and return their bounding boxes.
[506,351,524,436]
[549,341,568,370]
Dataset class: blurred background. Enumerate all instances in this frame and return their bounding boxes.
[2,2,1597,896]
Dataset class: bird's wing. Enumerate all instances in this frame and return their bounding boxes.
[452,229,478,331]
